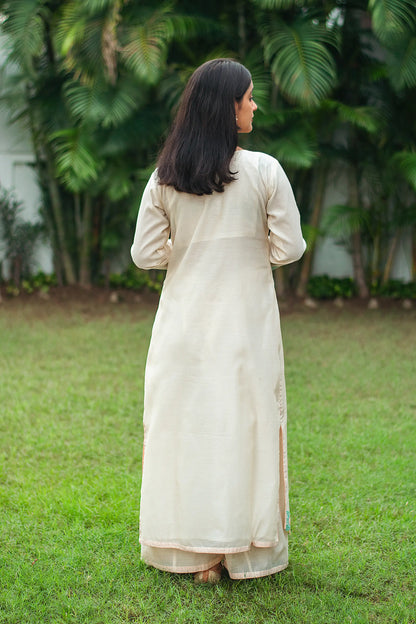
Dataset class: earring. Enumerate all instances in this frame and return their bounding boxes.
[235,115,238,122]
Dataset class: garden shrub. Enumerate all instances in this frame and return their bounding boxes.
[108,265,165,294]
[372,279,416,299]
[307,275,357,299]
[307,275,416,300]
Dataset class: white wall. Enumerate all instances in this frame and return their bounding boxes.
[0,119,53,275]
[311,168,354,278]
[311,168,412,282]
[0,34,53,276]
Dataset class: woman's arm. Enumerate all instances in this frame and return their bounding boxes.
[131,172,172,270]
[266,159,306,266]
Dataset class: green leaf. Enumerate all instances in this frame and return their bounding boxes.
[121,27,167,85]
[369,0,416,43]
[120,6,178,84]
[336,104,381,133]
[268,129,318,169]
[322,204,369,238]
[51,128,103,192]
[120,9,206,84]
[55,1,87,57]
[262,17,338,107]
[251,0,316,8]
[82,0,118,12]
[2,0,47,75]
[393,151,416,191]
[55,2,106,80]
[301,223,320,248]
[322,101,382,133]
[106,170,132,201]
[63,79,139,127]
[385,34,416,91]
[243,47,273,112]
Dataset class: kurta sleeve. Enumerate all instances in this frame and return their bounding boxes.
[265,158,306,266]
[131,171,172,270]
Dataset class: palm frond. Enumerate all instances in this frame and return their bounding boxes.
[81,0,118,12]
[267,130,318,169]
[261,17,338,107]
[392,151,416,191]
[51,128,104,192]
[1,0,46,75]
[336,104,381,134]
[242,47,273,112]
[121,30,167,84]
[250,107,290,130]
[54,0,86,56]
[251,0,313,8]
[158,67,188,112]
[121,8,210,85]
[105,168,133,202]
[322,100,382,134]
[322,204,369,238]
[369,0,416,44]
[385,34,416,91]
[63,78,141,127]
[121,6,172,85]
[55,2,107,81]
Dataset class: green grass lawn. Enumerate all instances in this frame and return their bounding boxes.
[0,297,415,623]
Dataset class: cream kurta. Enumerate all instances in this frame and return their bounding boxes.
[131,149,306,578]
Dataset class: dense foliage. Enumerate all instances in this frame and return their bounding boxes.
[0,0,415,293]
[0,185,43,286]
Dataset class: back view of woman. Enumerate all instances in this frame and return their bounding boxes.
[131,58,306,582]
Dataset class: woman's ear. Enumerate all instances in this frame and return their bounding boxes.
[234,101,239,118]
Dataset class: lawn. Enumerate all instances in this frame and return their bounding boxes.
[0,296,415,624]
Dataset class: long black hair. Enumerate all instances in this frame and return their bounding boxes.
[157,59,252,195]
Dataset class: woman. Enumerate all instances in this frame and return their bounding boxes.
[131,59,306,583]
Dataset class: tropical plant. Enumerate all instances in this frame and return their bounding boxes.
[0,0,211,285]
[307,274,357,300]
[307,0,416,296]
[0,0,415,293]
[0,186,42,286]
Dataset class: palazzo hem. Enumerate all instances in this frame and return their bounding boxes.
[139,538,280,554]
[225,561,289,580]
[141,555,224,574]
[141,555,289,579]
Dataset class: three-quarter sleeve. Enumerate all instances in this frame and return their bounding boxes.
[131,171,172,270]
[265,158,306,266]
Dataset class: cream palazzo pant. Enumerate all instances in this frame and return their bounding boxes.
[140,473,288,580]
[141,530,288,580]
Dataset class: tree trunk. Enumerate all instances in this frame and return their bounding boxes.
[79,194,93,287]
[348,167,369,298]
[370,231,380,287]
[46,168,77,285]
[13,255,22,287]
[28,102,76,285]
[273,266,286,299]
[351,230,368,297]
[382,229,401,284]
[296,165,327,297]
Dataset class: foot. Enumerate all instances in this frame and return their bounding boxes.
[194,562,222,584]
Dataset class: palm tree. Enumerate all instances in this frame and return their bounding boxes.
[0,0,207,285]
[300,0,416,296]
[1,0,414,292]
